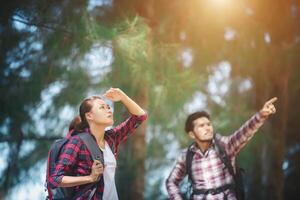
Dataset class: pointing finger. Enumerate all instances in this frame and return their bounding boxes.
[266,97,278,105]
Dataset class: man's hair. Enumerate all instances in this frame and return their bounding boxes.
[185,111,211,133]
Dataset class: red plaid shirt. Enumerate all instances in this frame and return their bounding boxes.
[48,113,147,200]
[166,113,267,200]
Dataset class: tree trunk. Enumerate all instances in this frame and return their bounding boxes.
[270,68,289,200]
[128,87,149,200]
[260,67,289,200]
[114,88,148,200]
[0,126,23,199]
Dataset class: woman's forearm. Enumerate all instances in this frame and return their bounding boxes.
[58,175,94,187]
[103,88,146,116]
[121,94,146,116]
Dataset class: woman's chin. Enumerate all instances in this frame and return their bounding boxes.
[107,120,114,126]
[97,120,113,127]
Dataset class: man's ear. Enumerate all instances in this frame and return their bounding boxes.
[188,131,195,139]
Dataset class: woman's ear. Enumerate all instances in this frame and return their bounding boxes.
[188,131,195,140]
[85,112,93,121]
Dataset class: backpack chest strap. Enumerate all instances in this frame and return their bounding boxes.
[193,184,234,195]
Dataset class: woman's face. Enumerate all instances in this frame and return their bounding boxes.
[86,98,113,126]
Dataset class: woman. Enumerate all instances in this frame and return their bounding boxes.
[48,88,147,199]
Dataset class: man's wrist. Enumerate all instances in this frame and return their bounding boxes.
[258,110,268,119]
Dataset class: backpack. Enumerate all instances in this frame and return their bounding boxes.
[185,138,245,200]
[45,132,104,200]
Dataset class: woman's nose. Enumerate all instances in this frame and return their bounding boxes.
[107,109,112,114]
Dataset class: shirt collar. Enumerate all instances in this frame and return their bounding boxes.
[189,138,216,156]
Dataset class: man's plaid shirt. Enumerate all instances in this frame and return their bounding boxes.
[48,113,147,200]
[166,113,267,200]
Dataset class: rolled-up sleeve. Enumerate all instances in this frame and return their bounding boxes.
[112,112,148,146]
[166,150,187,200]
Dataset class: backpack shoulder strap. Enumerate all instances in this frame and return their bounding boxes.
[78,133,104,165]
[186,143,196,184]
[214,136,236,178]
[214,136,246,200]
[76,133,104,200]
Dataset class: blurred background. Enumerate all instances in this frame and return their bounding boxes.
[1,0,300,199]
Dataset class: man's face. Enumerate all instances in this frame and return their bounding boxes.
[189,117,214,142]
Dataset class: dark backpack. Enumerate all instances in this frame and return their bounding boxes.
[45,132,104,200]
[186,139,245,200]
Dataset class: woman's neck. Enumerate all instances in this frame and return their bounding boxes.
[89,123,106,146]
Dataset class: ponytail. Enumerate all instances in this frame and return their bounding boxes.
[69,115,89,132]
[69,95,101,132]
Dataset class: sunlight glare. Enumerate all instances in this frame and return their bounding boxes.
[209,0,232,9]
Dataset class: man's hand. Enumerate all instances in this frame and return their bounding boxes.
[103,88,126,102]
[260,97,278,117]
[89,160,104,183]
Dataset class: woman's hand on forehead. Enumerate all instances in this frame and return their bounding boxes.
[103,88,126,102]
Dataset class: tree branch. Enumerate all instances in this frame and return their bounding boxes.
[11,16,73,36]
[0,134,62,142]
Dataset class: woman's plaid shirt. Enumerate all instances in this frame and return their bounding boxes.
[166,113,267,200]
[48,113,147,200]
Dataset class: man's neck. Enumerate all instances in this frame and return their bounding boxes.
[195,140,212,153]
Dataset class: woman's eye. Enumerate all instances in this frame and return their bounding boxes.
[99,105,110,110]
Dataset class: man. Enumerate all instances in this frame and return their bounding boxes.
[166,97,277,200]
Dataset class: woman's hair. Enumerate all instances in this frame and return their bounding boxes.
[185,111,211,133]
[69,96,102,132]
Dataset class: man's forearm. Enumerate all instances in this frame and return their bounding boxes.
[166,181,183,200]
[227,112,267,155]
